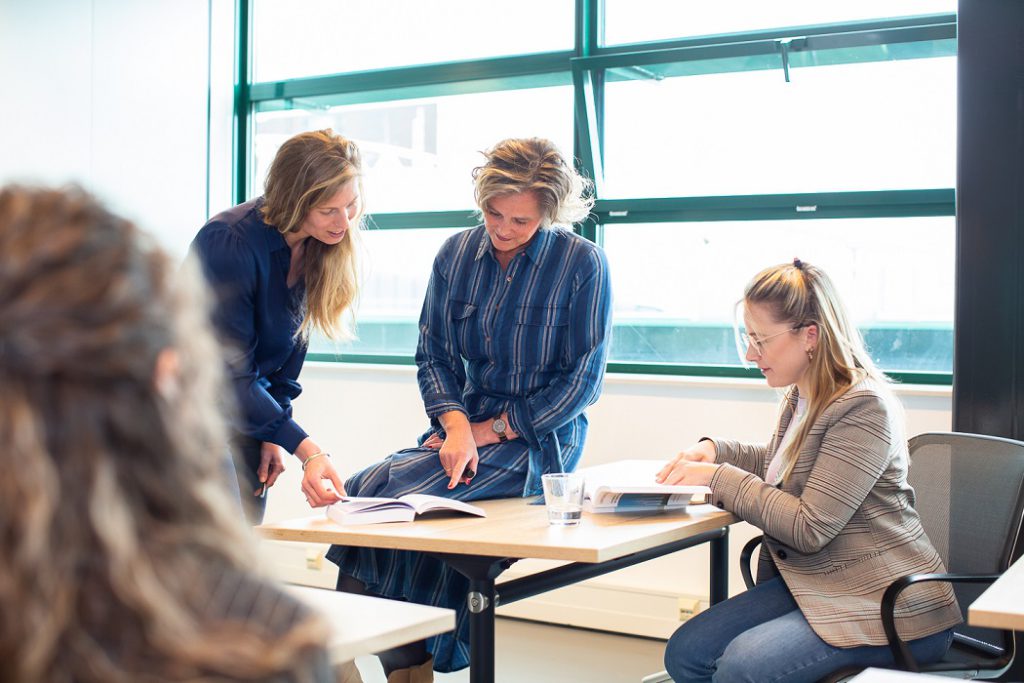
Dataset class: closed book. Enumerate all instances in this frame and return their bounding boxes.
[325,494,486,526]
[581,460,711,513]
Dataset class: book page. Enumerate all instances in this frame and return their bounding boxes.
[399,494,486,518]
[581,460,710,497]
[326,499,416,525]
[338,497,411,511]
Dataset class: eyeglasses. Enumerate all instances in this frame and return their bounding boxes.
[733,303,808,366]
[736,327,804,359]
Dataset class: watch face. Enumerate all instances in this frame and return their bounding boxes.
[492,418,507,433]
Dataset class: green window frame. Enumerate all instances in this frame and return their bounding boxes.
[233,1,956,386]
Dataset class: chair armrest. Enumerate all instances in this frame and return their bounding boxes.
[880,572,1001,671]
[740,535,764,590]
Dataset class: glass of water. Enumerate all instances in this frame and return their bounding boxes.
[541,472,585,526]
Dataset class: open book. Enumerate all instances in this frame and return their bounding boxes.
[581,460,711,514]
[325,494,486,526]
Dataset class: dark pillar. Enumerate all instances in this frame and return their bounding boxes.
[954,0,1024,439]
[954,3,1024,679]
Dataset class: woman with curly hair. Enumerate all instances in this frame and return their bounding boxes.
[0,186,346,683]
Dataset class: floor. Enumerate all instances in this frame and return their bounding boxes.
[353,617,668,682]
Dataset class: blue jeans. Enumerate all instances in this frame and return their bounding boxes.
[664,577,954,683]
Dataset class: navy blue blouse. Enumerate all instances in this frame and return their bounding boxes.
[190,197,309,454]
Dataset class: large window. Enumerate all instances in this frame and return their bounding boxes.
[237,1,957,383]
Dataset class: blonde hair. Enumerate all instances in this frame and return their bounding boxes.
[472,137,594,227]
[262,129,362,340]
[744,260,890,482]
[0,187,328,682]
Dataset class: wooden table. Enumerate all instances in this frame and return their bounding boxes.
[259,497,737,683]
[969,553,1024,631]
[285,585,455,662]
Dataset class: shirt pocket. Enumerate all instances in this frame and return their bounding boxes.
[450,300,484,359]
[514,304,570,327]
[514,304,571,367]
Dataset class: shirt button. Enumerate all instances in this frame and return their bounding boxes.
[715,501,724,509]
[777,549,788,560]
[506,276,512,283]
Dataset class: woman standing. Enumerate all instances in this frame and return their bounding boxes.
[658,260,960,682]
[192,129,360,520]
[328,138,613,679]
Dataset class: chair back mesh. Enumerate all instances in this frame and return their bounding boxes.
[908,432,1024,647]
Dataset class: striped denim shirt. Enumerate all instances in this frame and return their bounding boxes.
[415,224,613,493]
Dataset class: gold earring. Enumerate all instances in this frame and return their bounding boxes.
[806,348,814,362]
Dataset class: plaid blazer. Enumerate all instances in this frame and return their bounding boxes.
[709,379,962,647]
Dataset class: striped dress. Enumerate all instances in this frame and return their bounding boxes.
[325,224,613,671]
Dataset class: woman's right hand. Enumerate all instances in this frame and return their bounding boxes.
[301,455,345,507]
[439,428,479,490]
[295,439,345,507]
[656,440,717,482]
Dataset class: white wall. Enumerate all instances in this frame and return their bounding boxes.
[0,0,233,257]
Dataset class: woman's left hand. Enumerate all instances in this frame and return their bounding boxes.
[658,461,719,486]
[438,429,479,489]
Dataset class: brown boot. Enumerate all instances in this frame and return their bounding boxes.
[385,657,434,683]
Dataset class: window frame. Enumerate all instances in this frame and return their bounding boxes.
[233,0,956,386]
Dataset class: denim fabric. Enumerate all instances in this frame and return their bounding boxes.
[414,225,612,496]
[664,577,954,683]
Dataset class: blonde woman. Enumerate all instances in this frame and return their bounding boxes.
[0,186,340,682]
[657,259,960,682]
[192,129,360,520]
[327,138,613,679]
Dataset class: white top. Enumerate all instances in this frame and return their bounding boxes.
[765,397,808,485]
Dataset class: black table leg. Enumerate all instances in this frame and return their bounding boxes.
[432,526,730,682]
[433,554,512,683]
[709,526,730,604]
[466,573,497,683]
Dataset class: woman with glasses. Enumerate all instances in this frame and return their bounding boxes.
[657,259,960,683]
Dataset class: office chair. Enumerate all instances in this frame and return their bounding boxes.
[644,431,1024,683]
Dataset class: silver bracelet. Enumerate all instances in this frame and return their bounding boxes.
[301,451,329,471]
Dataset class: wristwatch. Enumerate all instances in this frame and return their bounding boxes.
[492,417,509,443]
